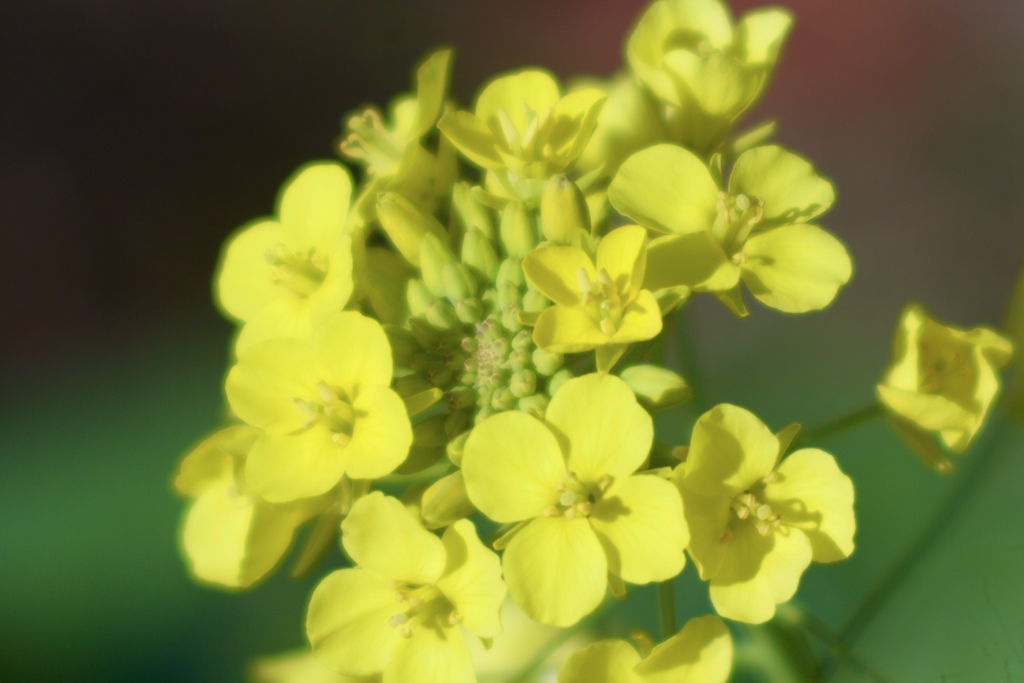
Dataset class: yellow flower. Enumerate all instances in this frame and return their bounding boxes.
[523,225,662,372]
[609,143,850,315]
[672,404,855,624]
[462,373,688,627]
[626,0,792,154]
[216,161,355,353]
[878,303,1012,472]
[307,492,505,683]
[557,615,732,683]
[225,311,411,502]
[438,69,606,203]
[174,426,324,589]
[251,649,378,683]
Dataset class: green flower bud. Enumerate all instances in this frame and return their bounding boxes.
[442,261,477,302]
[455,297,484,324]
[420,472,475,529]
[499,201,536,258]
[540,174,589,244]
[446,430,470,466]
[510,369,537,398]
[409,317,442,348]
[532,348,563,376]
[407,278,436,318]
[517,394,548,419]
[394,374,436,398]
[490,387,515,411]
[426,361,454,387]
[425,300,461,331]
[511,329,533,350]
[620,365,692,409]
[419,233,456,298]
[521,287,550,313]
[497,282,522,310]
[445,409,471,437]
[446,385,477,409]
[377,191,448,266]
[461,228,500,284]
[548,368,573,396]
[411,352,439,373]
[451,181,495,241]
[507,348,530,371]
[496,257,524,289]
[501,308,522,333]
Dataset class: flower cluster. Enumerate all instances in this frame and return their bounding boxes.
[172,0,1014,680]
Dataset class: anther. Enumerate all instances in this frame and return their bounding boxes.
[762,471,780,485]
[576,268,591,296]
[543,506,560,517]
[448,611,463,626]
[559,491,578,507]
[389,613,409,627]
[399,627,413,639]
[600,319,616,335]
[317,381,336,403]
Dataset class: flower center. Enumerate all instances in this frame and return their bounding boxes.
[292,381,356,445]
[918,343,971,395]
[543,471,614,519]
[338,107,406,176]
[577,267,624,336]
[726,472,782,538]
[264,243,328,298]
[711,192,764,257]
[495,105,554,163]
[387,583,459,639]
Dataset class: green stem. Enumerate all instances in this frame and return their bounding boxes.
[657,580,677,639]
[507,599,617,683]
[817,419,1011,679]
[795,403,884,447]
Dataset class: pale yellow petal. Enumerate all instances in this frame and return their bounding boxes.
[314,312,394,397]
[729,146,834,225]
[245,426,346,503]
[523,246,595,307]
[635,615,732,683]
[216,219,289,323]
[595,225,648,299]
[557,639,643,683]
[278,162,353,247]
[436,519,506,639]
[609,290,663,345]
[683,404,778,496]
[225,339,319,434]
[532,305,608,353]
[345,385,412,480]
[383,623,474,683]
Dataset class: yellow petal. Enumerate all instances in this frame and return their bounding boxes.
[216,219,289,323]
[729,146,835,225]
[462,411,566,523]
[557,639,643,683]
[314,312,394,397]
[683,404,779,496]
[608,144,719,234]
[182,482,301,588]
[226,339,319,434]
[437,111,502,169]
[635,615,733,683]
[345,385,412,480]
[645,233,740,292]
[233,297,315,354]
[342,492,445,586]
[590,474,688,584]
[741,224,852,313]
[763,449,855,563]
[736,8,793,67]
[245,427,347,503]
[523,246,595,307]
[546,373,653,482]
[435,519,506,639]
[383,622,474,683]
[532,305,608,353]
[174,425,257,496]
[412,48,454,138]
[708,523,812,624]
[305,234,355,324]
[475,69,561,137]
[306,568,404,676]
[663,49,755,117]
[671,469,730,580]
[876,385,975,433]
[596,225,648,299]
[610,290,663,345]
[503,516,607,627]
[278,162,353,247]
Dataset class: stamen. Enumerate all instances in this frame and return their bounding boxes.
[543,505,560,517]
[576,267,591,296]
[317,381,336,403]
[389,613,409,627]
[448,611,463,626]
[559,491,578,507]
[600,319,616,335]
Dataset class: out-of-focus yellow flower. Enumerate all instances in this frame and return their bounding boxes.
[216,161,355,353]
[523,225,662,372]
[174,426,324,589]
[341,48,456,222]
[225,312,411,502]
[672,404,855,624]
[878,303,1012,472]
[557,615,732,683]
[610,143,849,316]
[438,69,606,204]
[307,493,505,683]
[626,0,792,155]
[250,649,378,683]
[462,373,688,627]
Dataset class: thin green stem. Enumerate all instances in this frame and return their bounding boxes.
[507,599,617,683]
[816,419,1011,680]
[795,403,884,447]
[657,580,677,639]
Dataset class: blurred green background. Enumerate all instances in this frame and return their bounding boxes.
[2,0,1023,680]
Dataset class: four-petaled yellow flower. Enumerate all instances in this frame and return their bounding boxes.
[672,404,855,623]
[878,303,1012,472]
[216,161,355,353]
[462,373,689,627]
[307,492,505,683]
[558,615,732,683]
[225,311,411,502]
[609,143,851,316]
[523,225,662,372]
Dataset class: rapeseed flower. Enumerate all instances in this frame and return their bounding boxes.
[462,373,688,626]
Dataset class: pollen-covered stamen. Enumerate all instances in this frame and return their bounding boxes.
[577,267,625,336]
[730,488,782,536]
[711,192,765,256]
[265,243,328,297]
[339,107,406,175]
[387,583,453,638]
[550,470,602,519]
[293,381,356,444]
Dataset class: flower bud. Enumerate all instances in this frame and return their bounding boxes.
[425,300,461,331]
[420,472,475,529]
[548,368,573,396]
[532,348,563,376]
[490,387,515,411]
[419,233,456,298]
[442,261,477,301]
[384,325,419,366]
[451,181,495,241]
[540,174,589,244]
[517,394,548,419]
[445,430,470,466]
[499,201,536,258]
[461,228,500,283]
[377,191,447,266]
[510,369,537,398]
[620,365,692,409]
[406,279,436,318]
[496,257,524,289]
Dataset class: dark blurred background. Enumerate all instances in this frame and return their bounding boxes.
[2,1,1023,681]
